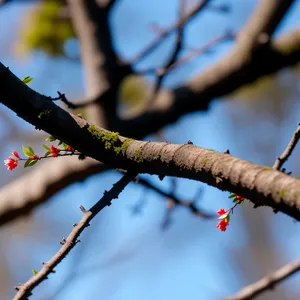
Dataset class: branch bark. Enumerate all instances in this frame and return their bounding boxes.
[0,0,299,227]
[67,0,131,126]
[1,64,300,221]
[13,172,135,300]
[0,158,107,227]
[225,259,300,300]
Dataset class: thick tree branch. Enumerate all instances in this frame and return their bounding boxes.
[119,0,300,137]
[118,28,300,138]
[0,158,107,227]
[225,259,300,300]
[0,0,299,226]
[13,172,135,300]
[1,64,300,222]
[67,0,132,126]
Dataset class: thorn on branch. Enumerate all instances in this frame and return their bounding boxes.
[49,91,77,109]
[60,237,66,245]
[14,284,22,291]
[187,140,193,145]
[159,175,165,181]
[224,149,230,154]
[79,205,87,213]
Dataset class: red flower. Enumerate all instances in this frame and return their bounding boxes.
[4,157,18,170]
[235,195,245,203]
[66,146,75,152]
[217,208,228,216]
[50,145,60,157]
[216,219,229,232]
[12,151,20,159]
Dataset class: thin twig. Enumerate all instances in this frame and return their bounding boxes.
[129,0,211,64]
[137,32,235,76]
[13,172,136,300]
[157,31,234,75]
[49,89,113,109]
[146,0,187,107]
[225,259,300,300]
[138,177,214,219]
[273,123,300,170]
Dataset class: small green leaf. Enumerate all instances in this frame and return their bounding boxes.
[28,159,38,167]
[226,214,230,222]
[28,146,35,154]
[24,159,31,168]
[228,193,236,199]
[264,166,273,170]
[43,144,50,151]
[24,159,38,168]
[32,269,38,275]
[44,151,51,157]
[58,140,63,146]
[22,145,34,157]
[46,136,56,142]
[22,76,33,84]
[62,142,68,150]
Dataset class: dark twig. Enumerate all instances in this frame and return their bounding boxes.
[137,32,235,77]
[138,177,214,219]
[13,173,136,300]
[225,259,300,300]
[129,0,211,64]
[156,31,235,76]
[273,123,300,170]
[146,0,187,107]
[207,3,231,14]
[49,89,113,109]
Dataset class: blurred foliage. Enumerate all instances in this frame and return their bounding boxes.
[229,64,300,105]
[16,0,75,57]
[118,75,150,110]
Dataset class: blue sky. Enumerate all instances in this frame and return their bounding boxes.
[1,1,300,299]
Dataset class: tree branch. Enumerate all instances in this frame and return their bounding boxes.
[67,0,132,126]
[137,177,213,219]
[13,172,135,300]
[0,0,299,227]
[0,158,107,227]
[273,123,300,171]
[146,0,187,108]
[1,63,300,221]
[225,259,300,300]
[129,0,211,64]
[118,0,298,138]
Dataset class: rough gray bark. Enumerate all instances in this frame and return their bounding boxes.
[0,0,300,227]
[1,62,300,222]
